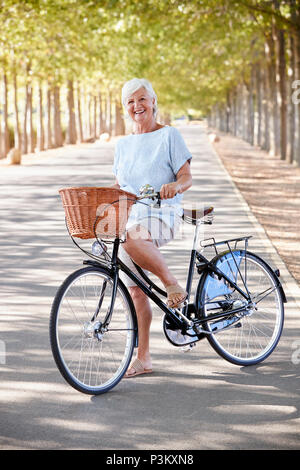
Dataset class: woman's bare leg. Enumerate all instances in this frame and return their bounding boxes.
[124,224,186,376]
[123,225,185,306]
[126,286,153,375]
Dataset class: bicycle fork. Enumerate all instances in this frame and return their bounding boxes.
[87,240,123,338]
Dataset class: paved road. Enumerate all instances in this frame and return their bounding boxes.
[0,125,299,450]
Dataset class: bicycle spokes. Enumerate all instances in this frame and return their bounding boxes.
[199,250,284,365]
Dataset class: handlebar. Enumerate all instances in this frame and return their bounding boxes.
[137,191,160,201]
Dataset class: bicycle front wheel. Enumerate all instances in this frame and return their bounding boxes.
[50,266,137,395]
[197,250,284,366]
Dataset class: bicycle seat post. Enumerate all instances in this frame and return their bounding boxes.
[182,220,202,314]
[192,220,202,251]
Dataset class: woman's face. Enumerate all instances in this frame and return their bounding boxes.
[125,87,155,124]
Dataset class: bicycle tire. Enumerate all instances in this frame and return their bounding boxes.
[196,250,284,366]
[50,265,137,395]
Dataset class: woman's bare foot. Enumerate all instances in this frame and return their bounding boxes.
[125,357,153,378]
[166,284,187,308]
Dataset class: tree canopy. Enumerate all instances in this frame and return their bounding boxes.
[0,0,299,164]
[1,0,298,115]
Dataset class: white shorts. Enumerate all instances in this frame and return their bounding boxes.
[118,215,181,288]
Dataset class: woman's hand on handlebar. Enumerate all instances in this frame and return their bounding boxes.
[159,182,182,200]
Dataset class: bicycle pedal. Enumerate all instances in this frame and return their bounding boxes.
[174,300,188,310]
[180,342,197,352]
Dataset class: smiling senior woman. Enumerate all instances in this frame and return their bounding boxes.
[112,78,192,377]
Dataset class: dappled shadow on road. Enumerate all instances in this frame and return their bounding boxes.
[213,133,300,286]
[0,328,299,450]
[1,125,299,450]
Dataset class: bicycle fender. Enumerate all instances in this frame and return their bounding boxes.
[272,269,287,303]
[244,252,288,304]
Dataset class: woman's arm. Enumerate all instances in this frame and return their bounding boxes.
[160,160,192,199]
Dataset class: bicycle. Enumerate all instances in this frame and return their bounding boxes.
[50,186,286,395]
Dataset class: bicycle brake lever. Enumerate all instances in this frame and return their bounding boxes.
[154,191,161,208]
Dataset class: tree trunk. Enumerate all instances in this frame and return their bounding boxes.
[262,61,270,152]
[236,84,243,138]
[94,95,99,139]
[163,113,172,126]
[22,80,29,155]
[241,83,248,140]
[255,62,262,147]
[232,89,237,136]
[82,87,88,139]
[273,21,281,156]
[3,73,10,157]
[265,34,279,156]
[37,84,45,151]
[0,97,2,158]
[13,69,21,151]
[66,79,77,144]
[53,85,63,147]
[106,91,113,136]
[287,31,296,164]
[88,94,92,138]
[225,91,231,133]
[278,26,287,160]
[45,85,53,149]
[99,92,106,134]
[28,84,34,152]
[296,29,300,166]
[287,0,298,164]
[76,84,84,142]
[114,98,125,136]
[247,69,255,145]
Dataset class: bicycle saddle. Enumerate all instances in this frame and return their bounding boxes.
[182,206,214,225]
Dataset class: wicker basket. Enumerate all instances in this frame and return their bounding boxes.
[59,187,137,239]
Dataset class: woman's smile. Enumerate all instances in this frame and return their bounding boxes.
[134,109,146,115]
[126,87,156,129]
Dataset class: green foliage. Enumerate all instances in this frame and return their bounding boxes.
[0,0,298,115]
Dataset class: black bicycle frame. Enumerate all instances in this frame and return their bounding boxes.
[84,236,252,332]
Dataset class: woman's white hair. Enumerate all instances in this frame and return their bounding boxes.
[121,78,158,118]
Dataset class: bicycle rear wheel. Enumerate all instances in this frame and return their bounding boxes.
[197,250,284,366]
[50,266,137,394]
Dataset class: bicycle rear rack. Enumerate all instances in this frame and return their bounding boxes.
[200,235,252,256]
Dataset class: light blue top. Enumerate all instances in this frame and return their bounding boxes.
[113,126,192,229]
